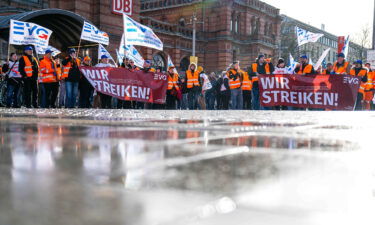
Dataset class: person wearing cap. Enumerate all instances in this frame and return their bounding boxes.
[350,60,368,110]
[3,53,22,108]
[249,54,274,110]
[332,53,350,75]
[227,61,244,110]
[95,55,115,109]
[322,63,334,75]
[19,45,39,108]
[39,49,59,108]
[364,63,375,110]
[165,66,180,109]
[294,55,315,75]
[62,48,81,108]
[78,56,94,108]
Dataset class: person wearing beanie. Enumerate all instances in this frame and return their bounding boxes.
[273,58,288,74]
[294,55,315,75]
[19,45,39,108]
[248,54,274,110]
[350,60,368,110]
[333,53,350,75]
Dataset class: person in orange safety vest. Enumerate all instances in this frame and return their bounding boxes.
[39,49,59,108]
[332,53,350,75]
[350,60,368,111]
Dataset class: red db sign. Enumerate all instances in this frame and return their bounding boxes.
[112,0,132,15]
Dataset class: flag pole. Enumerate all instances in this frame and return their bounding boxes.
[77,38,82,57]
[6,42,11,62]
[123,13,127,64]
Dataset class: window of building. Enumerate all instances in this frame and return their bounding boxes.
[152,54,166,71]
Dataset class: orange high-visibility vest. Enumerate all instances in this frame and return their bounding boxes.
[62,58,81,79]
[333,61,349,74]
[167,73,180,90]
[252,63,270,82]
[242,72,252,91]
[226,69,242,89]
[297,64,313,75]
[39,56,58,83]
[350,68,367,94]
[186,69,200,89]
[365,71,374,91]
[23,55,37,78]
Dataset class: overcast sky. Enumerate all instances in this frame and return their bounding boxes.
[262,0,374,40]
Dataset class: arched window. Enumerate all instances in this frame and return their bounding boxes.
[179,18,185,27]
[152,54,166,71]
[235,14,240,34]
[264,22,268,35]
[251,17,256,35]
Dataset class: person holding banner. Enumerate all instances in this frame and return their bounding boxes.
[350,60,368,111]
[79,56,94,108]
[19,46,39,108]
[333,53,350,75]
[249,55,274,110]
[95,55,115,109]
[39,49,59,108]
[62,48,81,108]
[294,55,315,75]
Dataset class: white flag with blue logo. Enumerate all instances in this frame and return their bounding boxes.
[342,35,350,58]
[35,45,61,57]
[123,14,163,51]
[9,19,52,48]
[118,34,145,68]
[287,54,298,74]
[296,27,324,46]
[167,55,178,73]
[98,44,115,63]
[80,21,109,45]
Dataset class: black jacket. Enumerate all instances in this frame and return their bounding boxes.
[248,62,274,89]
[62,57,81,82]
[18,54,39,80]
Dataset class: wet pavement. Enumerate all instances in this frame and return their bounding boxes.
[0,109,375,225]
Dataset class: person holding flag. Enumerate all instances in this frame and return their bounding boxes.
[332,53,350,75]
[62,48,81,108]
[19,46,39,108]
[294,55,315,75]
[39,49,59,108]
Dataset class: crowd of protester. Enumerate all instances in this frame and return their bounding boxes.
[0,46,374,111]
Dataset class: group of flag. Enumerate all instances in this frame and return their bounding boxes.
[8,13,177,69]
[291,26,350,71]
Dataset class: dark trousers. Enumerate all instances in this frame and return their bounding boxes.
[99,93,112,109]
[40,82,59,108]
[355,93,363,111]
[6,79,21,107]
[220,91,230,110]
[23,78,38,108]
[79,85,94,108]
[117,100,133,109]
[243,90,252,110]
[166,92,177,110]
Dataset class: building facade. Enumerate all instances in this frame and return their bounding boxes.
[281,15,367,65]
[0,0,281,73]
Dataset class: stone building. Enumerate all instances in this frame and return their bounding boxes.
[0,0,281,73]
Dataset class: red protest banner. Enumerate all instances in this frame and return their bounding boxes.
[259,74,361,110]
[80,67,168,104]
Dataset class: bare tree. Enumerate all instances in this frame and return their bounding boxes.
[351,24,371,61]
